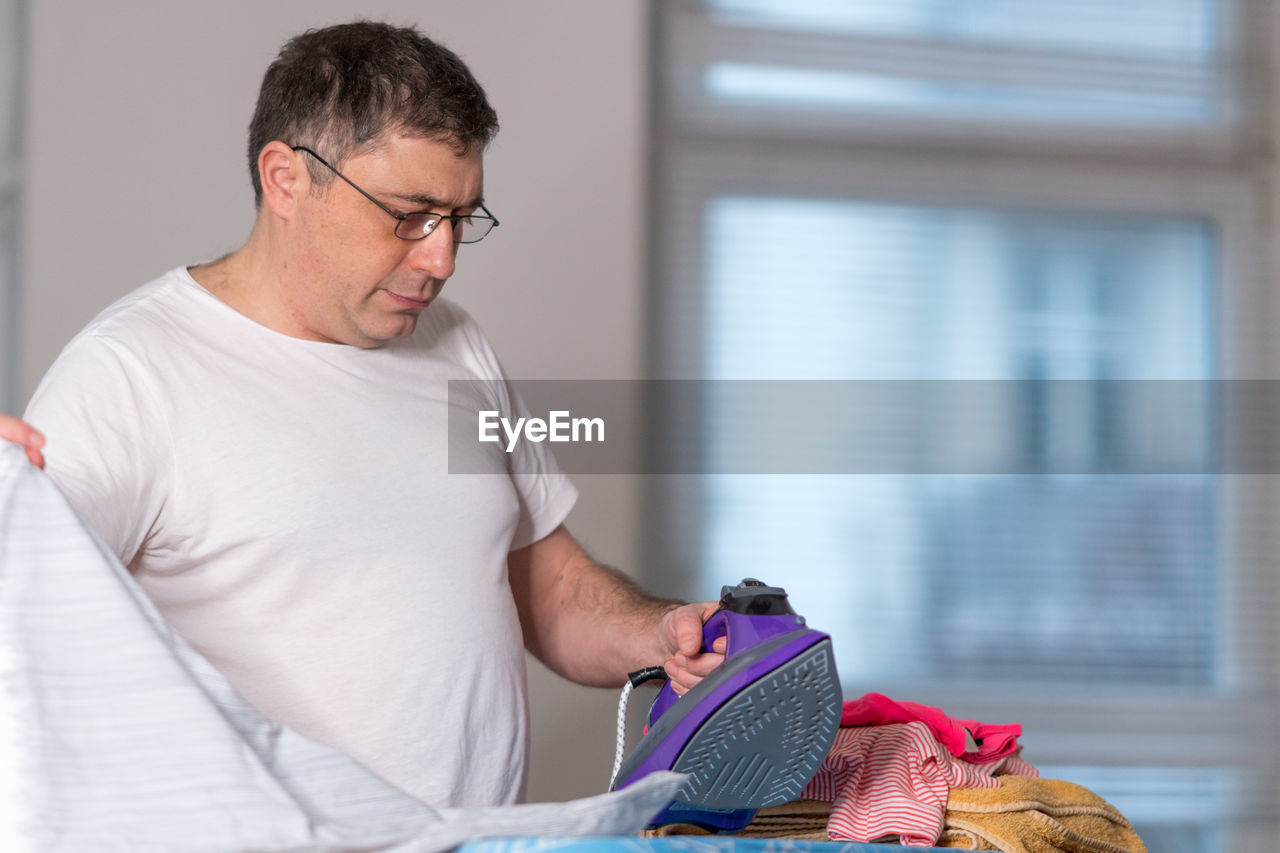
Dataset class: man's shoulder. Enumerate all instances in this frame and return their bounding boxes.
[74,267,199,346]
[31,268,199,401]
[33,267,215,403]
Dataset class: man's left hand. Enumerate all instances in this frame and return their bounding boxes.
[661,601,727,695]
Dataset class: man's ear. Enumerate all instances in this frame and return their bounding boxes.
[258,141,307,219]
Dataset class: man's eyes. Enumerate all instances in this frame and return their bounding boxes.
[397,210,475,220]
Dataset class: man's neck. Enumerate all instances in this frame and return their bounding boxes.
[188,225,290,332]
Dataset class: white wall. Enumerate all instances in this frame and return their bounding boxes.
[21,0,650,802]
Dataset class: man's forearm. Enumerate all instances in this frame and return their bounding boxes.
[509,525,684,686]
[553,558,685,683]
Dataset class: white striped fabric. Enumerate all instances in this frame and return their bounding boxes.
[0,442,684,851]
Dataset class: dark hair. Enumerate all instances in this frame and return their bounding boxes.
[247,21,499,206]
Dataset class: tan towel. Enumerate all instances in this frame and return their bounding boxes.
[641,800,832,840]
[736,799,832,839]
[936,776,1147,853]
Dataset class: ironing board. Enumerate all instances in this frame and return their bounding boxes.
[457,839,951,853]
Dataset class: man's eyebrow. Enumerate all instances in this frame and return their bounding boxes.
[386,192,485,210]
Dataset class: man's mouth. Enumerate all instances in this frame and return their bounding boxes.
[383,290,432,309]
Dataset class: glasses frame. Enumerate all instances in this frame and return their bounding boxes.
[290,145,499,243]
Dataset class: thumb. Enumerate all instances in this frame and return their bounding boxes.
[676,611,704,656]
[674,601,720,656]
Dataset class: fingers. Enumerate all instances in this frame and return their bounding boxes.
[658,599,727,695]
[664,635,727,695]
[0,414,45,469]
[26,446,46,469]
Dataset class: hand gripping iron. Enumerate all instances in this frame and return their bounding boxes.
[610,579,842,832]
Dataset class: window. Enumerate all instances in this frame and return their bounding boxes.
[649,0,1275,847]
[0,0,21,412]
[699,202,1219,688]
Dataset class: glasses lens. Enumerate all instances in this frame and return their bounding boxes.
[396,213,441,240]
[454,215,496,244]
[394,212,497,243]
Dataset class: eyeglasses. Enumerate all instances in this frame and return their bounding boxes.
[291,146,499,244]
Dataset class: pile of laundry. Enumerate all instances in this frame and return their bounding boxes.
[649,693,1147,853]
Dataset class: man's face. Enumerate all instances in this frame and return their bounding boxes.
[284,132,485,348]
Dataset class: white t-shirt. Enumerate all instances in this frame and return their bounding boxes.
[24,266,578,808]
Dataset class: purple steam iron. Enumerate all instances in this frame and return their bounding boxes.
[610,579,841,832]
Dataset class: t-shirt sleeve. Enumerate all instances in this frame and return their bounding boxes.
[441,302,579,550]
[23,333,172,567]
[501,380,580,549]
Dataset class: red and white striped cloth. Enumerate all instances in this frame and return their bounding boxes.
[800,721,1038,846]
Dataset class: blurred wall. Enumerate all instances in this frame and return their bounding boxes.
[20,0,649,802]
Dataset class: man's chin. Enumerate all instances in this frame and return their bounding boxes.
[371,313,425,347]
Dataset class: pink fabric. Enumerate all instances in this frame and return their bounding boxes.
[841,692,1023,763]
[800,722,1039,847]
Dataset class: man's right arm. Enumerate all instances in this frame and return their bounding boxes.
[0,413,45,468]
[23,336,170,567]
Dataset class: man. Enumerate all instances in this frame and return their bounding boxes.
[7,22,722,808]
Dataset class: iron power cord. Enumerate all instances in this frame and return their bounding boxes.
[609,666,668,790]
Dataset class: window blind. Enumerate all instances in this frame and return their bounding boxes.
[698,200,1218,688]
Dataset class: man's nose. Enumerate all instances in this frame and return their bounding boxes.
[407,224,457,280]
